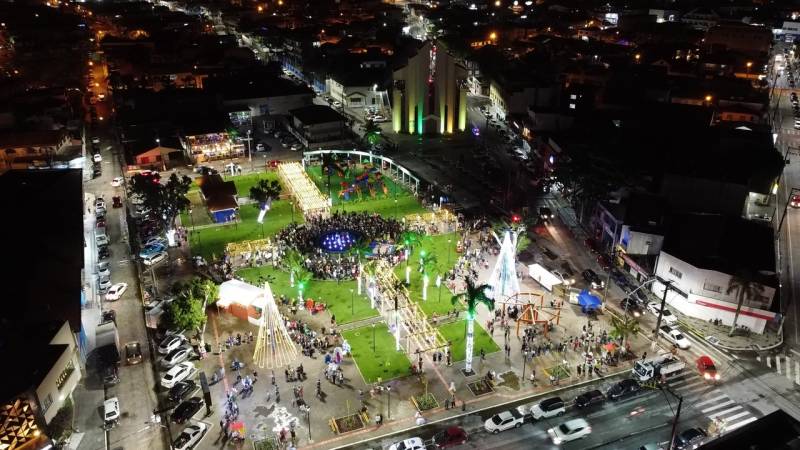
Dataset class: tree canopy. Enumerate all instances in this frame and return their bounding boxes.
[129,172,192,229]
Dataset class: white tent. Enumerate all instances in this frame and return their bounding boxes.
[528,264,563,292]
[218,279,270,325]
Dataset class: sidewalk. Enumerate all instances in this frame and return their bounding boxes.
[679,314,783,352]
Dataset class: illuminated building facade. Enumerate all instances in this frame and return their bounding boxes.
[392,41,468,135]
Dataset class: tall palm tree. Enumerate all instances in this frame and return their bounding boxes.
[727,270,764,336]
[283,249,305,287]
[609,314,640,349]
[419,250,438,301]
[249,179,282,223]
[451,278,495,374]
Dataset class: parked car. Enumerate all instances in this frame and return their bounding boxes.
[547,418,592,444]
[125,341,143,365]
[93,153,102,163]
[582,269,604,289]
[139,243,165,258]
[104,397,120,426]
[98,262,111,279]
[102,365,119,386]
[169,380,197,403]
[596,254,612,271]
[607,378,641,401]
[158,334,187,354]
[484,410,524,434]
[95,198,106,210]
[172,396,203,424]
[98,278,112,292]
[539,206,554,222]
[675,427,707,450]
[143,251,168,266]
[95,234,109,247]
[388,437,425,450]
[101,309,116,325]
[105,282,128,301]
[161,362,194,389]
[574,389,606,409]
[144,236,167,248]
[646,302,678,325]
[162,346,191,368]
[98,245,111,259]
[173,422,207,450]
[620,298,643,317]
[431,427,467,448]
[659,325,691,349]
[696,355,719,381]
[110,176,124,187]
[517,396,565,420]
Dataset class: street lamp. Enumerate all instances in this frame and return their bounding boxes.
[304,405,312,442]
[290,200,295,223]
[522,350,529,382]
[387,386,391,419]
[350,288,354,315]
[372,323,376,352]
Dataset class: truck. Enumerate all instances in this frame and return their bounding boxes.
[631,352,685,382]
[96,321,121,366]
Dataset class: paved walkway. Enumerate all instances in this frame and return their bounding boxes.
[678,314,783,352]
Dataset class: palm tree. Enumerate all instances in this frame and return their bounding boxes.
[451,278,495,374]
[191,278,219,348]
[283,249,305,287]
[727,270,764,336]
[609,314,640,349]
[418,250,438,301]
[350,238,372,264]
[363,119,381,148]
[295,267,312,302]
[249,179,282,223]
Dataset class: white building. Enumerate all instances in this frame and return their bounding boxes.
[649,214,778,334]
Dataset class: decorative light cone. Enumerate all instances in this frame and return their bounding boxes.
[487,229,521,301]
[254,282,299,369]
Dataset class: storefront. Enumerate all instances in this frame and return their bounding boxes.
[183,132,245,162]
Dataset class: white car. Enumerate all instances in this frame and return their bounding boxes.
[104,397,120,424]
[144,236,167,248]
[159,334,187,354]
[484,410,524,434]
[547,418,592,445]
[111,177,124,187]
[388,437,425,450]
[93,153,102,163]
[162,346,191,368]
[646,302,678,325]
[95,198,106,209]
[659,325,691,349]
[97,261,110,278]
[91,137,101,145]
[143,251,168,266]
[105,283,128,301]
[161,362,194,389]
[173,423,207,450]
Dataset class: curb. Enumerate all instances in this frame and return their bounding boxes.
[680,320,784,353]
[324,366,633,450]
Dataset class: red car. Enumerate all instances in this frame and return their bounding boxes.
[597,254,612,271]
[432,427,467,448]
[584,238,599,254]
[792,194,800,208]
[112,196,123,208]
[696,355,720,381]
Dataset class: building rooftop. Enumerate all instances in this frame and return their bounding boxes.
[290,105,346,126]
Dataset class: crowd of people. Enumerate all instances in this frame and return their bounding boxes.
[276,212,403,255]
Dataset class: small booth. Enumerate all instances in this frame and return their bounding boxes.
[577,290,603,314]
[217,279,269,325]
[528,264,563,292]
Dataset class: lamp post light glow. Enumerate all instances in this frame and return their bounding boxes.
[405,265,411,285]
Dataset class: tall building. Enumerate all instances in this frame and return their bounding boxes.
[392,41,468,135]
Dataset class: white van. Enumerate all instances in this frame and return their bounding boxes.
[96,234,109,246]
[143,251,168,266]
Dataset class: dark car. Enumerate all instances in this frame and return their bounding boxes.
[169,380,197,403]
[98,245,111,259]
[582,269,604,289]
[431,426,468,448]
[596,254,612,271]
[539,206,554,222]
[607,379,641,401]
[101,310,117,325]
[675,427,707,449]
[620,298,644,317]
[92,168,102,179]
[574,389,605,408]
[171,397,203,424]
[102,365,119,386]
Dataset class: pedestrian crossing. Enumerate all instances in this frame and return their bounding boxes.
[667,373,759,433]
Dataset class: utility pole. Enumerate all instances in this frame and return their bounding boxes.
[654,280,673,337]
[665,386,684,450]
[777,187,800,235]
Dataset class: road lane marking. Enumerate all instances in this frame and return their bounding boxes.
[725,416,758,431]
[694,394,727,407]
[721,411,751,422]
[708,405,742,418]
[701,400,736,413]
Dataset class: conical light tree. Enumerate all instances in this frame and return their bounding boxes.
[487,228,522,302]
[451,278,495,374]
[254,282,299,369]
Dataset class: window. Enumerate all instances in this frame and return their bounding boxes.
[41,393,53,413]
[668,267,683,279]
[56,359,75,391]
[703,282,722,293]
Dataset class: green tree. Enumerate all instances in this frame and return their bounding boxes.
[249,179,282,211]
[451,278,495,373]
[189,277,218,347]
[164,288,206,336]
[418,250,438,300]
[363,119,381,148]
[727,270,764,336]
[283,249,305,287]
[129,172,192,234]
[609,314,640,349]
[349,238,372,265]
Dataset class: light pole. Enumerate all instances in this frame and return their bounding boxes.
[372,323,376,352]
[350,288,354,316]
[305,405,312,443]
[290,200,295,223]
[245,129,253,172]
[387,386,391,419]
[187,208,194,247]
[522,350,528,383]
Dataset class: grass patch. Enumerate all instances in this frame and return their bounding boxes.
[393,233,460,316]
[236,266,379,324]
[191,199,299,259]
[437,320,500,363]
[343,323,411,383]
[307,164,411,205]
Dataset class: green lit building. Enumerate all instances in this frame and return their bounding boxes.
[392,41,468,135]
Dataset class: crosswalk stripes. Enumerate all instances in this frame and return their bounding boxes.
[664,373,759,433]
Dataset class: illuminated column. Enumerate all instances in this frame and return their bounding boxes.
[392,87,403,133]
[458,87,468,132]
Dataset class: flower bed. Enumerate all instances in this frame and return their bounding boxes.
[332,413,365,434]
[467,379,494,396]
[411,392,439,411]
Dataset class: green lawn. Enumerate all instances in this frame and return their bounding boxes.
[393,233,460,316]
[191,199,298,259]
[437,320,500,362]
[236,266,379,325]
[343,323,412,383]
